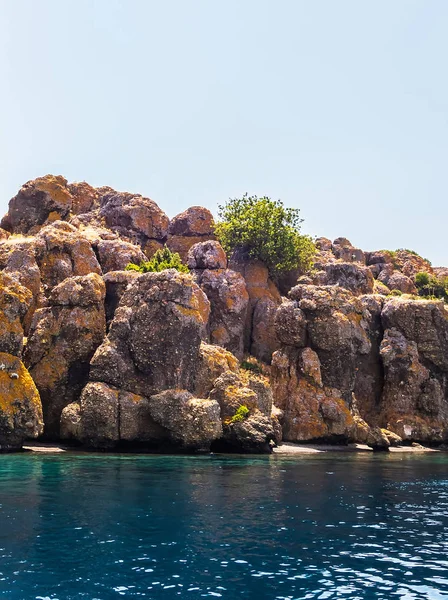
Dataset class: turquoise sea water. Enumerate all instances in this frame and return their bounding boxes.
[0,452,448,600]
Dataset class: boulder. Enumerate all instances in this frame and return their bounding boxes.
[209,371,275,452]
[25,274,106,438]
[228,253,282,361]
[385,272,417,294]
[271,346,356,442]
[149,389,222,450]
[0,352,43,450]
[90,270,210,396]
[96,239,147,273]
[35,222,101,292]
[287,285,371,401]
[98,190,169,247]
[1,175,73,234]
[187,240,227,270]
[61,382,167,448]
[168,206,214,237]
[194,342,239,398]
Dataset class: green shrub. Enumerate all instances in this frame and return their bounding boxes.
[125,247,189,274]
[414,271,448,301]
[230,405,250,423]
[240,360,262,374]
[214,194,315,278]
[388,289,403,297]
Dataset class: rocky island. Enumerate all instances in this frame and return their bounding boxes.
[0,174,447,453]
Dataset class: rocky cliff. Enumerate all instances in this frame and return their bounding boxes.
[0,174,447,452]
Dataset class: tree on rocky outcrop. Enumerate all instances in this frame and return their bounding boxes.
[214,194,315,279]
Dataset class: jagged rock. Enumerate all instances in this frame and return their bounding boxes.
[250,297,281,363]
[0,352,43,450]
[229,253,282,361]
[90,270,210,396]
[209,371,275,453]
[99,190,169,247]
[1,175,73,234]
[68,181,100,215]
[274,300,307,346]
[96,239,147,273]
[315,237,332,251]
[381,298,448,371]
[35,222,101,292]
[149,389,222,450]
[194,342,239,398]
[193,268,248,359]
[0,272,33,356]
[379,327,448,441]
[332,238,365,264]
[187,240,227,270]
[312,262,374,295]
[103,270,140,326]
[271,346,356,442]
[25,274,106,438]
[287,285,371,401]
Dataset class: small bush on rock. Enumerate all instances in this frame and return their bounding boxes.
[415,271,448,301]
[126,247,189,274]
[231,405,250,423]
[214,194,315,278]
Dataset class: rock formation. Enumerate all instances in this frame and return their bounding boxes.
[0,174,447,452]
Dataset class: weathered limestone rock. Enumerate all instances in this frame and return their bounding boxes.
[312,262,374,295]
[379,328,448,441]
[25,273,106,438]
[0,272,33,356]
[194,342,239,398]
[0,352,43,450]
[274,300,307,347]
[61,382,167,448]
[96,238,147,273]
[68,181,100,215]
[1,175,73,234]
[103,270,140,326]
[149,389,222,450]
[187,240,227,270]
[332,238,366,264]
[98,190,169,248]
[382,298,448,371]
[90,270,210,396]
[167,207,215,261]
[229,253,282,361]
[35,222,101,292]
[271,346,356,442]
[209,371,275,452]
[288,285,371,402]
[193,268,249,359]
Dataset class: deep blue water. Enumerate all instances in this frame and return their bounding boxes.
[1,452,448,600]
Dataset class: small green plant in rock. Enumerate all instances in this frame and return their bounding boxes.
[231,405,250,423]
[240,360,262,374]
[125,247,189,274]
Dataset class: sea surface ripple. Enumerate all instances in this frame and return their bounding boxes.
[0,452,447,599]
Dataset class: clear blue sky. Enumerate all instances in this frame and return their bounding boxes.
[1,0,447,265]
